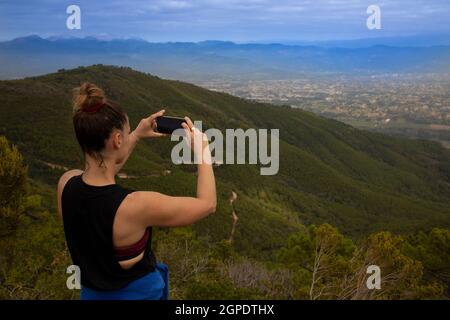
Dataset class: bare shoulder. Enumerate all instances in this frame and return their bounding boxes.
[57,169,84,191]
[120,191,159,213]
[56,169,84,218]
[118,191,162,224]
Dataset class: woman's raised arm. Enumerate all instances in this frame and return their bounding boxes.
[115,109,167,174]
[124,117,216,227]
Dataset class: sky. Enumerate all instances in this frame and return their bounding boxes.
[0,0,449,42]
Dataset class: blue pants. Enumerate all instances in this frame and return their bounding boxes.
[80,262,169,300]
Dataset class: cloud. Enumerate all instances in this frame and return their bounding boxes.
[0,0,448,41]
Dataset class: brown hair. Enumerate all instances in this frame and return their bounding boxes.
[72,82,128,167]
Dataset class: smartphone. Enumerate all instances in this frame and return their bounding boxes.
[155,116,187,134]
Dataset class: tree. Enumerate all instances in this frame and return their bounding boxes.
[403,228,450,297]
[0,136,28,236]
[338,232,443,300]
[278,225,445,300]
[0,136,73,299]
[277,224,355,299]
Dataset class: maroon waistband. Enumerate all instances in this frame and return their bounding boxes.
[114,228,150,261]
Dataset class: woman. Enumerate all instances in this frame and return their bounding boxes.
[56,83,216,300]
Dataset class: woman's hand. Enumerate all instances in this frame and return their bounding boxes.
[133,109,168,139]
[182,116,211,164]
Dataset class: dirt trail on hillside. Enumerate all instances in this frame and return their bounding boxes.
[40,160,172,178]
[228,191,238,244]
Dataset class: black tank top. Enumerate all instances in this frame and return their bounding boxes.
[61,174,156,290]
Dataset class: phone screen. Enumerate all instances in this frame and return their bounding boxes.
[155,116,186,134]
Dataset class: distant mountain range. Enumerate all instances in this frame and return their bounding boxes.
[0,35,449,80]
[258,34,450,48]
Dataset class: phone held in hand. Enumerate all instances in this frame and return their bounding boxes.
[155,116,186,134]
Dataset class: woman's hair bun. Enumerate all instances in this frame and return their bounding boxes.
[73,82,106,113]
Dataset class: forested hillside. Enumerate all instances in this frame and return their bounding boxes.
[0,65,449,299]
